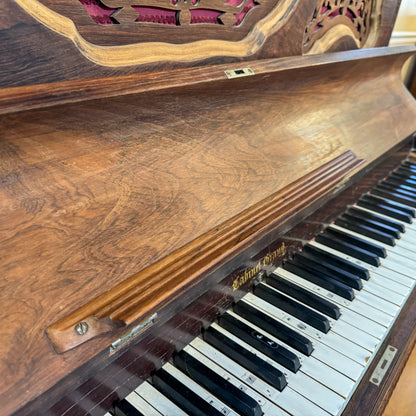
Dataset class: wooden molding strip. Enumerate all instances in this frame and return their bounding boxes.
[1,45,414,115]
[46,151,363,353]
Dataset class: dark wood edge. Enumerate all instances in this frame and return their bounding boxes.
[1,46,414,116]
[46,151,363,353]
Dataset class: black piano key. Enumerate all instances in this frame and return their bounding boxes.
[315,233,381,266]
[394,167,416,180]
[347,205,406,232]
[324,226,387,257]
[153,368,224,416]
[218,313,301,373]
[113,399,145,416]
[203,326,287,391]
[174,350,262,416]
[390,171,416,188]
[233,299,314,356]
[282,260,355,301]
[360,194,415,217]
[342,211,402,239]
[402,161,416,171]
[265,273,341,319]
[357,197,413,223]
[302,244,370,280]
[291,252,363,290]
[253,281,331,333]
[377,181,416,199]
[347,205,406,233]
[382,178,416,195]
[371,187,416,209]
[334,217,395,246]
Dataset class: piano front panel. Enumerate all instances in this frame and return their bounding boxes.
[43,139,416,416]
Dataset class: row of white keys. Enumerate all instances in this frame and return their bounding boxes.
[158,362,241,416]
[328,223,416,277]
[224,309,358,400]
[310,239,410,304]
[351,204,416,246]
[308,241,406,317]
[191,326,338,416]
[241,292,370,372]
[275,268,388,339]
[314,227,416,290]
[183,342,290,416]
[132,381,185,415]
[245,284,379,353]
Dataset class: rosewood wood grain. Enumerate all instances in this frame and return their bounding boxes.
[1,46,416,415]
[0,45,414,116]
[46,150,363,352]
[0,0,402,90]
[44,140,413,416]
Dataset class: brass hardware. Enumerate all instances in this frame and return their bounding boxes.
[225,68,255,79]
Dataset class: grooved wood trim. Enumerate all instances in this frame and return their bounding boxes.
[46,151,363,353]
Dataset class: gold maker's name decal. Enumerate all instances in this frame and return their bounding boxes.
[232,243,286,291]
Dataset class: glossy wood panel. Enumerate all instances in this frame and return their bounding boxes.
[0,0,402,89]
[1,47,416,415]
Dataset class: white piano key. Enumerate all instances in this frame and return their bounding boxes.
[327,225,416,279]
[226,307,364,384]
[274,268,388,338]
[363,280,405,306]
[308,241,407,311]
[243,293,370,368]
[190,335,330,416]
[285,370,344,415]
[184,344,290,416]
[135,381,186,416]
[329,319,379,352]
[347,297,393,326]
[211,319,354,402]
[254,282,379,352]
[353,291,397,319]
[338,308,386,339]
[350,204,414,227]
[275,268,351,307]
[369,266,415,288]
[363,272,410,297]
[162,362,241,416]
[381,256,416,279]
[124,391,163,416]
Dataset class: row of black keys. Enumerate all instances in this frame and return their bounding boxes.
[112,161,416,416]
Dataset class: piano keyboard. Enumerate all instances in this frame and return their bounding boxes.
[111,160,416,416]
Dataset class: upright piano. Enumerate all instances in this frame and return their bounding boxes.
[2,0,416,415]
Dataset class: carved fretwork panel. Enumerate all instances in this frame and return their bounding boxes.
[303,0,373,53]
[27,0,280,45]
[11,0,393,68]
[78,0,259,27]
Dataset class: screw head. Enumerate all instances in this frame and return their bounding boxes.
[75,322,89,335]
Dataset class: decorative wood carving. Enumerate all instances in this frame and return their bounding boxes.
[303,0,373,53]
[13,0,295,66]
[78,0,259,27]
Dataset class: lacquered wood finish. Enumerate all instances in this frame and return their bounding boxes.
[0,0,401,90]
[46,151,363,353]
[1,45,416,415]
[45,141,415,416]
